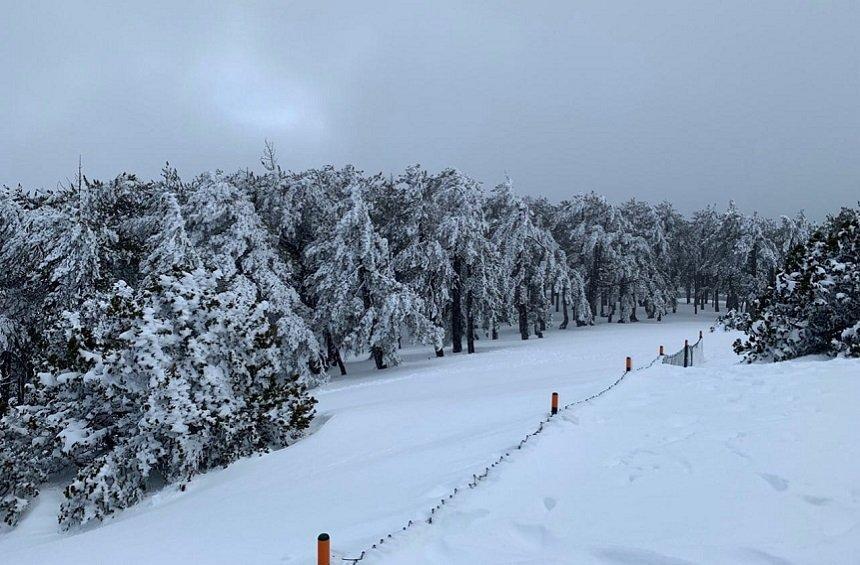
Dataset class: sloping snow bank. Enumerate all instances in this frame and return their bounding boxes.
[376,341,860,564]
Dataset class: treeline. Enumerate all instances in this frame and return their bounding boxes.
[0,153,809,526]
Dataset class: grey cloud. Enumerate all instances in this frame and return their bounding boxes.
[1,0,857,217]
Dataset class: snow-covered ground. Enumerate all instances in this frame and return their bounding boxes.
[1,305,858,564]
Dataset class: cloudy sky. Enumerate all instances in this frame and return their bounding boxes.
[1,1,857,217]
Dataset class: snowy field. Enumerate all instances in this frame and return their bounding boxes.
[1,305,858,564]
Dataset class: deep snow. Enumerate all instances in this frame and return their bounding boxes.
[1,305,858,564]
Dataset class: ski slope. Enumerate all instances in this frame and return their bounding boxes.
[1,305,858,564]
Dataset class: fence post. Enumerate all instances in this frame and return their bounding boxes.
[699,330,703,340]
[318,533,330,565]
[625,356,632,372]
[659,345,664,355]
[683,340,689,368]
[551,392,558,415]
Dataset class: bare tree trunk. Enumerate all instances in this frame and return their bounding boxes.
[466,289,475,354]
[517,286,529,340]
[372,346,387,370]
[693,275,699,315]
[560,293,569,329]
[587,245,602,316]
[326,333,347,375]
[451,258,463,353]
[0,350,11,414]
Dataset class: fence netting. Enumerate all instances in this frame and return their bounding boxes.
[661,336,704,367]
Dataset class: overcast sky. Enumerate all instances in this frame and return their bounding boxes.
[1,1,857,217]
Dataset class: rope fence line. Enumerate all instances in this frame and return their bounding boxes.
[324,350,670,565]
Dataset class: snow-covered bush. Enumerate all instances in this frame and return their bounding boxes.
[714,309,752,332]
[0,270,316,528]
[733,207,860,361]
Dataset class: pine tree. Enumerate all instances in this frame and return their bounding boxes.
[734,206,859,361]
[306,187,441,369]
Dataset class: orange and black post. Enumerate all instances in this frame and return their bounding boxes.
[551,392,559,415]
[318,533,330,565]
[683,339,689,367]
[659,345,664,355]
[699,330,703,340]
[625,356,632,372]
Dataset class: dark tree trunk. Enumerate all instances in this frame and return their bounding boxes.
[326,333,347,375]
[714,288,720,312]
[372,347,387,370]
[0,350,11,414]
[451,257,463,353]
[18,360,28,406]
[435,348,445,358]
[517,290,529,340]
[693,275,699,314]
[686,284,691,304]
[587,244,602,316]
[466,288,475,354]
[560,293,569,329]
[491,325,499,340]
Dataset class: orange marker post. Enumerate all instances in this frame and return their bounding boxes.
[318,533,330,565]
[551,392,559,415]
[699,330,703,339]
[659,345,664,355]
[683,339,689,367]
[625,356,632,372]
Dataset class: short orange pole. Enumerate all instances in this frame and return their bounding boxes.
[659,345,664,355]
[625,356,632,372]
[699,330,703,339]
[551,392,558,415]
[318,533,330,565]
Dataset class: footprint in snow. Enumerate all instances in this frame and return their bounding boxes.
[543,496,557,511]
[759,473,789,492]
[802,494,832,506]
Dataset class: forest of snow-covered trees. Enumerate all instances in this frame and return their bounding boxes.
[0,151,830,528]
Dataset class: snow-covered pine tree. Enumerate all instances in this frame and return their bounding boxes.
[182,171,320,381]
[139,166,200,278]
[432,169,503,353]
[552,192,628,321]
[734,206,860,361]
[618,199,674,322]
[488,180,568,339]
[1,267,317,528]
[306,186,441,369]
[365,165,455,357]
[251,153,366,374]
